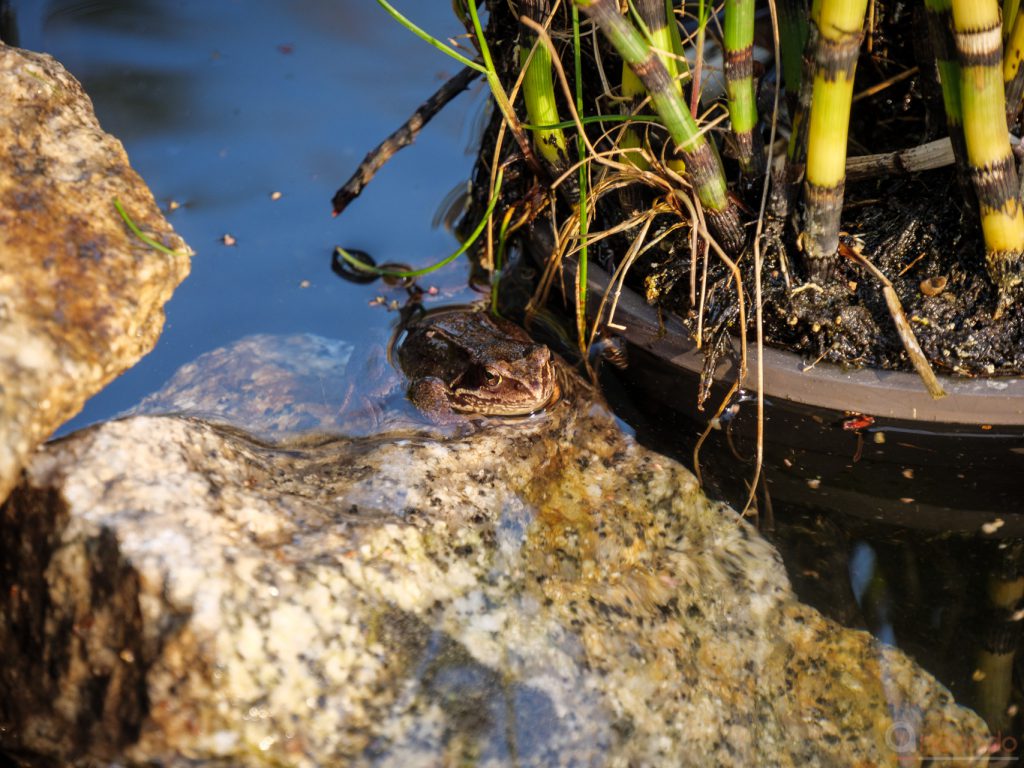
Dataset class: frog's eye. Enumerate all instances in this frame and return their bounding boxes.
[482,369,502,388]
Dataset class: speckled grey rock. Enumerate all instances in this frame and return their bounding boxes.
[0,334,990,767]
[0,43,191,504]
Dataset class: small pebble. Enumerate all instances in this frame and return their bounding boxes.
[982,518,1005,535]
[222,233,237,246]
[919,275,948,297]
[270,191,282,201]
[806,478,821,490]
[901,468,914,480]
[299,280,310,289]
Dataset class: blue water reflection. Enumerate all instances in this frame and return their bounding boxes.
[13,0,485,434]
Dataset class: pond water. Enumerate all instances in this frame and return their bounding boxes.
[13,0,483,434]
[9,0,1021,757]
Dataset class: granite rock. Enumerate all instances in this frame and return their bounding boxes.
[0,43,191,503]
[0,334,990,766]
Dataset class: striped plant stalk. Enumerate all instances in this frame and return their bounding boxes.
[786,0,816,170]
[520,0,568,167]
[664,0,687,68]
[801,0,868,280]
[1004,9,1024,126]
[923,0,973,203]
[777,0,809,98]
[723,0,765,176]
[952,0,1024,307]
[634,0,684,174]
[577,0,745,254]
[634,0,681,84]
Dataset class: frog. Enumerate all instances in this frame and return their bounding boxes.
[131,308,561,436]
[396,308,560,423]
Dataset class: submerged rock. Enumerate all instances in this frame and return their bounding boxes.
[0,333,990,766]
[0,43,191,504]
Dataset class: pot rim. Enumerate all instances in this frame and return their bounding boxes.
[586,263,1024,426]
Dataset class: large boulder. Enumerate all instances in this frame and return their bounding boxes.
[0,43,191,503]
[0,334,990,766]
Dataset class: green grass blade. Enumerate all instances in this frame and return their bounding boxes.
[114,198,191,257]
[375,0,486,74]
[336,169,504,279]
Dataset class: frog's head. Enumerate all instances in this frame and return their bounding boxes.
[448,341,559,416]
[399,309,560,420]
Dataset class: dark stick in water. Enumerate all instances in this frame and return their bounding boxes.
[331,65,480,217]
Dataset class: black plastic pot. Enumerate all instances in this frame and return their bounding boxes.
[579,258,1024,535]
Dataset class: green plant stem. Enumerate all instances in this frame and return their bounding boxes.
[520,20,568,166]
[923,0,974,207]
[378,0,543,179]
[336,169,504,279]
[723,0,764,176]
[577,0,745,254]
[1005,8,1024,126]
[951,0,1024,309]
[801,0,868,281]
[375,0,485,73]
[114,199,190,257]
[776,0,808,98]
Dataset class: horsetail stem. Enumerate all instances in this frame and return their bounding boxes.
[951,0,1024,308]
[777,0,809,97]
[520,0,568,167]
[632,0,681,84]
[626,0,684,174]
[577,0,745,254]
[801,0,868,281]
[723,0,765,176]
[923,0,974,207]
[1004,9,1024,126]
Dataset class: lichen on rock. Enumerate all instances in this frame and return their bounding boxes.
[0,334,991,767]
[0,42,191,504]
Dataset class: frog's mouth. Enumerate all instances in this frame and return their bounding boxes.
[449,359,560,416]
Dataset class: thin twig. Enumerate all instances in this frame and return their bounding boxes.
[331,66,480,216]
[739,0,783,517]
[841,244,946,399]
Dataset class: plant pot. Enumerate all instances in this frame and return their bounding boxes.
[537,231,1024,535]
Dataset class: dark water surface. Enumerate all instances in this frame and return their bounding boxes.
[10,0,1020,756]
[12,0,483,434]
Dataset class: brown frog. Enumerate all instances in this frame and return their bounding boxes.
[396,309,560,423]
